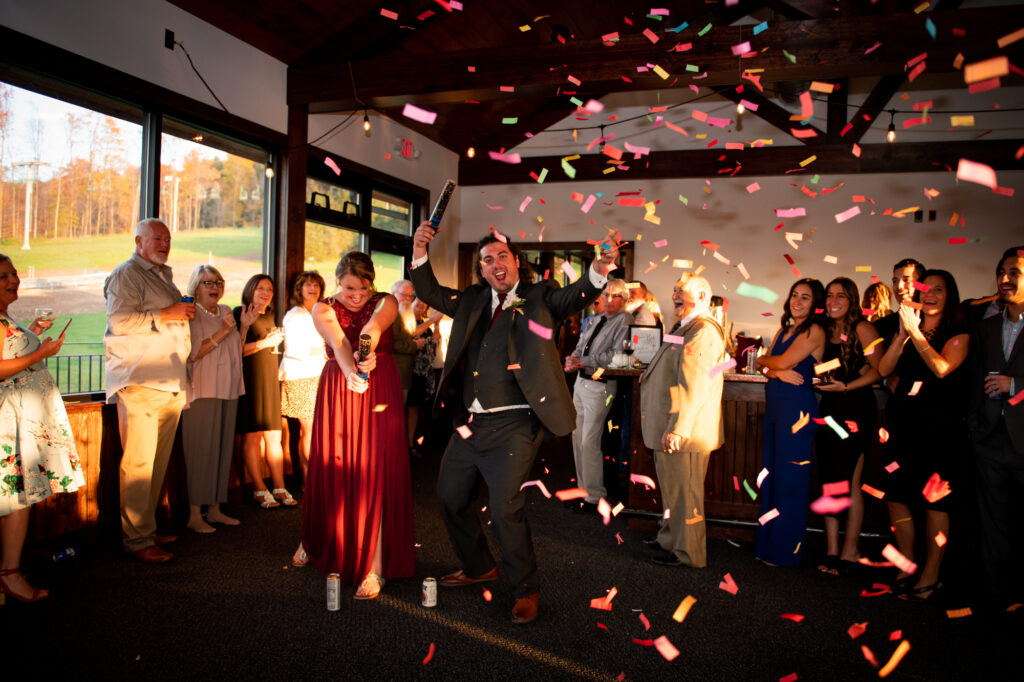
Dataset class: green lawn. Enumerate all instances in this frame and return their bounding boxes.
[0,226,262,272]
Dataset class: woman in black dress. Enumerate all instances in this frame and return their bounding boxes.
[878,270,969,601]
[234,274,292,509]
[815,277,881,575]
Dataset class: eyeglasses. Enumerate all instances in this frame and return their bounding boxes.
[200,280,225,287]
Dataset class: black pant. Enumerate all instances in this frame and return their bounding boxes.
[974,420,1024,601]
[437,409,543,598]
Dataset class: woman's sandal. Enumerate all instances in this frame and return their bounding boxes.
[354,573,385,600]
[253,490,280,509]
[890,574,916,596]
[272,488,298,507]
[291,544,309,567]
[818,556,841,577]
[900,582,942,602]
[0,568,48,605]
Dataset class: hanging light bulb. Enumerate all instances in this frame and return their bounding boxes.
[363,109,371,132]
[265,166,274,179]
[886,109,896,143]
[736,102,745,115]
[466,146,476,158]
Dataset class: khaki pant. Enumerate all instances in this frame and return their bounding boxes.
[116,385,185,551]
[653,449,711,568]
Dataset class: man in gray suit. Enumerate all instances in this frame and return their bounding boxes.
[640,274,726,568]
[564,278,633,508]
[410,220,617,624]
[969,245,1024,608]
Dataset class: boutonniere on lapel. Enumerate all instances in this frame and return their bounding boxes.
[503,292,526,316]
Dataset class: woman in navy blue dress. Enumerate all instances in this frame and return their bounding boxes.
[756,279,827,566]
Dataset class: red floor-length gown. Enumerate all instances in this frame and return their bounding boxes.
[301,292,415,583]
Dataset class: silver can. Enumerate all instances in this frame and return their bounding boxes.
[422,577,437,607]
[327,573,340,611]
[987,371,1004,399]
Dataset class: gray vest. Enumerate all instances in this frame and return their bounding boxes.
[463,308,527,410]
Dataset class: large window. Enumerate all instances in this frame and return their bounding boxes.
[0,80,272,395]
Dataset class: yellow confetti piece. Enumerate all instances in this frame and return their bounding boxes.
[694,264,706,276]
[602,167,616,175]
[373,404,388,412]
[953,52,964,70]
[672,595,697,622]
[799,155,817,167]
[855,265,872,272]
[652,64,670,79]
[519,24,531,32]
[672,259,693,268]
[878,640,911,678]
[809,81,835,93]
[792,411,810,433]
[814,358,841,375]
[950,115,974,127]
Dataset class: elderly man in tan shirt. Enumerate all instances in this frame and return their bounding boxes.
[104,219,194,563]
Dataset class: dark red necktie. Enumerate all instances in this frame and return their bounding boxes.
[489,293,507,328]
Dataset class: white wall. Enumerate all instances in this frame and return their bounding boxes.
[458,170,1024,340]
[311,111,462,286]
[1,0,288,133]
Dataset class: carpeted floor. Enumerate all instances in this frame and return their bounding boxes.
[7,438,1021,681]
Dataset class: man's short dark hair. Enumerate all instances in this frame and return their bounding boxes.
[892,258,926,281]
[998,246,1024,269]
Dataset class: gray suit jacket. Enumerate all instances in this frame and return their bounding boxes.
[572,310,632,371]
[640,314,726,453]
[968,311,1024,454]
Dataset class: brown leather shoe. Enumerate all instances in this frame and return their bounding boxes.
[438,566,499,587]
[131,546,174,563]
[154,534,178,545]
[511,593,539,624]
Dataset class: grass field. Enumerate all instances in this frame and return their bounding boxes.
[0,226,263,273]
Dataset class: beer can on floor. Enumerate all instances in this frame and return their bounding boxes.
[422,577,437,607]
[327,573,341,611]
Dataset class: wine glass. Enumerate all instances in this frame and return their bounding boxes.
[268,326,284,355]
[622,338,635,357]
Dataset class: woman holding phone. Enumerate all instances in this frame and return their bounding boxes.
[0,254,84,603]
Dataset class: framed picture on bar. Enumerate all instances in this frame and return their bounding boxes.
[628,324,662,365]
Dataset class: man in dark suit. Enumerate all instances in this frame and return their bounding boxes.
[410,220,617,624]
[968,246,1024,609]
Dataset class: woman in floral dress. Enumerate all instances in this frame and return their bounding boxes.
[0,254,84,603]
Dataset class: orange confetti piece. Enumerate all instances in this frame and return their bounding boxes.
[878,640,911,678]
[482,588,492,602]
[719,573,739,595]
[422,642,435,665]
[922,472,952,503]
[935,531,947,547]
[792,411,810,434]
[654,636,680,661]
[639,613,651,631]
[946,607,972,618]
[848,622,868,639]
[862,484,886,499]
[590,586,617,611]
[862,645,879,667]
[672,595,697,622]
[780,613,805,622]
[555,487,588,501]
[878,427,890,443]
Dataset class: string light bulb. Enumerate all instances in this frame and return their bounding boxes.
[265,166,274,179]
[736,102,745,115]
[886,109,896,143]
[466,146,476,158]
[363,110,371,132]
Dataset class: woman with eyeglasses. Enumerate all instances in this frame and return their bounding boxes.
[181,266,256,532]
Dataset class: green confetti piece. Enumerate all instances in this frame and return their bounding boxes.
[668,21,687,33]
[605,394,613,406]
[697,23,712,36]
[561,158,576,179]
[685,64,699,72]
[810,174,820,185]
[569,96,583,107]
[736,281,780,304]
[678,195,689,205]
[743,479,758,501]
[646,14,663,21]
[783,49,796,63]
[501,117,518,124]
[536,168,548,183]
[753,21,768,35]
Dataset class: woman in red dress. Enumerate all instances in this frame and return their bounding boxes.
[293,252,415,599]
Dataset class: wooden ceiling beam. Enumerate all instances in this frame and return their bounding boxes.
[289,6,1022,109]
[714,85,826,145]
[844,73,907,144]
[456,138,1024,185]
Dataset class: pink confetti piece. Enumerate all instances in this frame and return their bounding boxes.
[956,159,997,189]
[601,31,619,42]
[630,473,657,490]
[653,636,680,662]
[799,91,813,119]
[590,586,618,610]
[598,498,611,525]
[835,206,861,223]
[746,182,761,193]
[884,460,900,473]
[519,196,532,212]
[862,646,879,667]
[380,8,398,19]
[739,98,759,112]
[642,27,660,43]
[709,357,737,378]
[402,103,437,125]
[791,127,817,139]
[935,531,947,547]
[639,613,651,631]
[324,157,342,175]
[719,573,739,595]
[663,333,685,344]
[823,480,850,496]
[707,116,732,128]
[561,261,578,280]
[487,150,521,164]
[780,674,798,682]
[653,239,668,248]
[775,208,806,218]
[527,319,552,340]
[422,642,435,664]
[733,476,740,491]
[882,543,917,575]
[456,424,472,439]
[581,194,597,213]
[731,41,752,56]
[555,487,588,501]
[759,508,780,525]
[737,263,750,279]
[519,479,552,498]
[810,495,852,515]
[615,533,623,544]
[865,41,882,54]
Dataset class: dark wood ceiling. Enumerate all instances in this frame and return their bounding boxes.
[170,0,1024,183]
